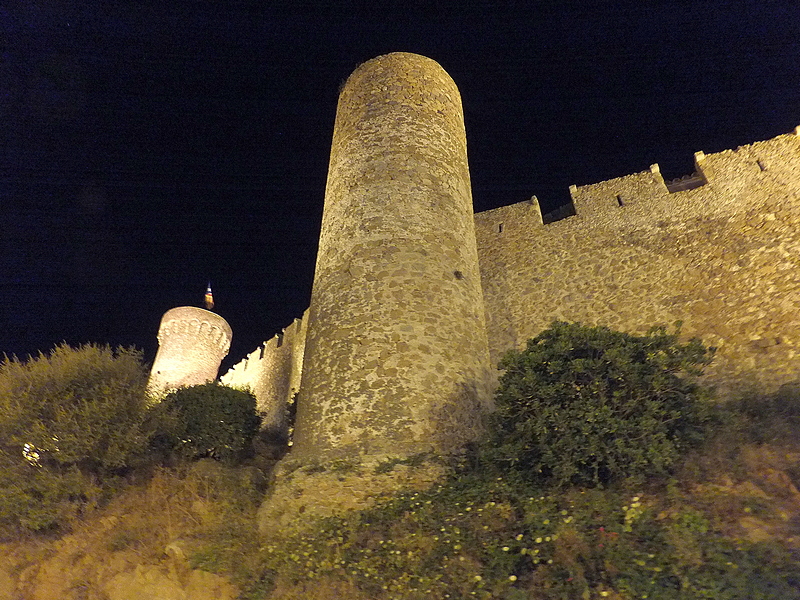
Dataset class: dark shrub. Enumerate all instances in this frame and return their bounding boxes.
[485,322,714,486]
[157,383,260,463]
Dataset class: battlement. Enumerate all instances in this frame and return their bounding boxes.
[156,307,232,354]
[568,164,669,221]
[220,311,308,437]
[147,307,232,397]
[476,128,800,235]
[475,126,800,396]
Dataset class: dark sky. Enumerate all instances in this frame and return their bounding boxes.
[3,1,800,370]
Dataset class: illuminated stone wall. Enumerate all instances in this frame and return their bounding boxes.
[290,52,493,459]
[203,55,800,467]
[475,129,800,396]
[147,307,232,397]
[220,312,307,437]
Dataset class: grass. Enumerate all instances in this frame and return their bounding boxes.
[246,458,800,600]
[3,393,800,600]
[226,395,800,599]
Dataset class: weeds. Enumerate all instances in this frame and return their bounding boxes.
[251,467,800,599]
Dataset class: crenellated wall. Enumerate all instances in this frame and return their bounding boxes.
[149,55,800,467]
[147,307,232,397]
[475,129,800,396]
[220,311,308,438]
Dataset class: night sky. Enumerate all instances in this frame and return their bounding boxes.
[3,1,800,370]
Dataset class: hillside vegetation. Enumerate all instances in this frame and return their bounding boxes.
[1,326,799,600]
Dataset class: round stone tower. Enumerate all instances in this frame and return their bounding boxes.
[147,306,232,397]
[291,52,492,459]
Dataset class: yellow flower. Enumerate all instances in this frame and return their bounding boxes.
[509,575,518,582]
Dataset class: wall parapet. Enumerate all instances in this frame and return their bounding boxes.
[157,313,232,354]
[475,128,800,235]
[568,163,669,222]
[475,126,800,398]
[220,310,308,438]
[148,307,232,397]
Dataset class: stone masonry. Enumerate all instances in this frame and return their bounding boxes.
[147,307,232,397]
[220,312,307,438]
[476,133,800,397]
[290,52,493,459]
[157,52,800,463]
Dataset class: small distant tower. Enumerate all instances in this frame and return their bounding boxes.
[147,306,232,397]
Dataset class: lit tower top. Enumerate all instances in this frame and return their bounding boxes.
[146,284,231,397]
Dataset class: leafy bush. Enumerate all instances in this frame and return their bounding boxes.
[0,343,151,531]
[154,383,261,463]
[484,322,715,486]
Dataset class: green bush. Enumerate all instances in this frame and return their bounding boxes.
[485,322,714,487]
[155,383,261,463]
[0,343,151,531]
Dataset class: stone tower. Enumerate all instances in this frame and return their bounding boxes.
[291,52,492,459]
[147,306,232,396]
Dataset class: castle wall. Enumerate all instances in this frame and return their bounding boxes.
[475,129,800,396]
[220,311,307,437]
[291,53,492,459]
[147,307,232,397]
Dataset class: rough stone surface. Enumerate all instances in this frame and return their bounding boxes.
[147,306,232,397]
[167,54,800,470]
[258,454,447,536]
[291,52,493,459]
[475,132,800,397]
[221,311,307,436]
